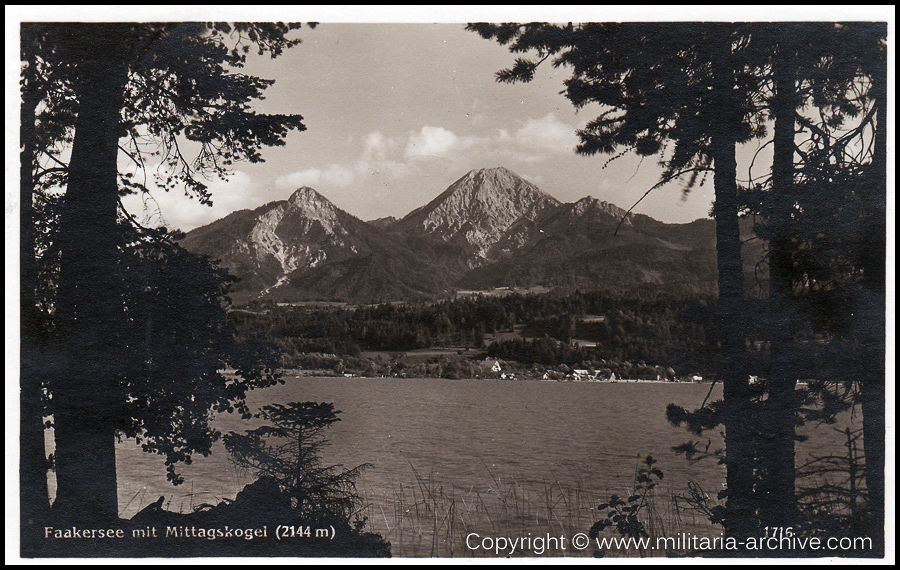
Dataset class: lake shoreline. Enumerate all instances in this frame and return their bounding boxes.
[276,369,713,384]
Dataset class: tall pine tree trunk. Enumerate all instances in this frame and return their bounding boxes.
[51,36,129,521]
[709,25,756,543]
[20,81,50,551]
[758,31,799,530]
[859,32,886,555]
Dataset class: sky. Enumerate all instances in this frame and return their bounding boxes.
[9,6,894,234]
[122,19,745,231]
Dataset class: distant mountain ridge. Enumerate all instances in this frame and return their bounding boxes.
[181,167,722,304]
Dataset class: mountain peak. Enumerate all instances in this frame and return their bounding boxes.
[286,186,343,223]
[467,166,514,176]
[461,166,527,185]
[289,186,329,205]
[400,167,561,259]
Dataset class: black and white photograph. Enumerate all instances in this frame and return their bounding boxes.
[7,6,893,562]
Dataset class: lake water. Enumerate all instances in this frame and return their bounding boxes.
[48,376,861,556]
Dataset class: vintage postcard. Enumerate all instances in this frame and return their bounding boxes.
[7,6,894,563]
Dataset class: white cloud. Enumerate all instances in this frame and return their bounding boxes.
[404,125,462,158]
[361,131,409,178]
[401,115,578,166]
[363,130,396,162]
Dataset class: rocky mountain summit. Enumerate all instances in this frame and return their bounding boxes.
[181,186,436,302]
[396,167,561,261]
[181,167,719,304]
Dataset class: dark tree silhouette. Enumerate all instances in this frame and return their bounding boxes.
[470,23,887,552]
[467,21,767,541]
[113,224,284,485]
[20,23,90,537]
[747,22,887,551]
[20,22,310,525]
[755,22,805,532]
[20,24,55,537]
[814,25,889,555]
[860,28,887,555]
[224,402,369,520]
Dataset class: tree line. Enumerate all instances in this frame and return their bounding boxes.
[235,291,718,375]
